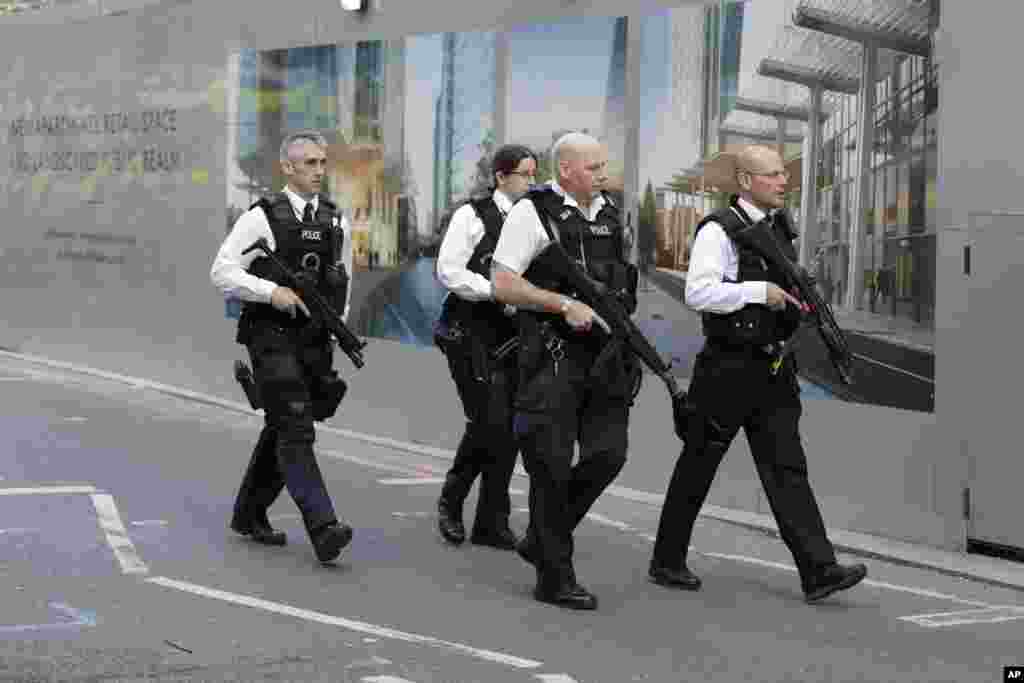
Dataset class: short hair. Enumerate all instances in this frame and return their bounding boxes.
[550,131,598,167]
[279,130,328,162]
[491,144,537,185]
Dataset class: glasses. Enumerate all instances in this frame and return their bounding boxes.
[505,171,536,179]
[741,168,790,180]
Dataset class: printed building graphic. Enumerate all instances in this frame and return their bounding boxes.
[430,30,497,233]
[600,16,627,200]
[226,39,413,269]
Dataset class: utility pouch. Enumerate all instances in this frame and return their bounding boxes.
[311,370,348,422]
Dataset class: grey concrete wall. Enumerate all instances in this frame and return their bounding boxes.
[932,2,1023,550]
[0,2,237,398]
[0,0,970,551]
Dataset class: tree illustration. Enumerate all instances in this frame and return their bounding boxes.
[468,128,496,198]
[638,180,657,272]
[235,150,278,203]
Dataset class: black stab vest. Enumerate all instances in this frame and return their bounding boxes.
[439,195,517,349]
[521,187,627,351]
[695,196,801,347]
[236,193,343,342]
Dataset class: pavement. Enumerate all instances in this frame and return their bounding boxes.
[2,350,1024,681]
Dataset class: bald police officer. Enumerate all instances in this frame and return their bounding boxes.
[491,132,641,610]
[648,144,867,603]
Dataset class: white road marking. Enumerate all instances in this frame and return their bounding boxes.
[0,527,39,535]
[696,551,992,607]
[362,677,417,683]
[0,485,97,496]
[583,512,634,532]
[0,602,96,634]
[898,606,1024,628]
[63,416,87,422]
[0,376,29,381]
[535,675,581,683]
[377,477,446,485]
[130,520,168,527]
[90,494,149,575]
[145,576,544,669]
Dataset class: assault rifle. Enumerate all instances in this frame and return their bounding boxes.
[532,241,696,441]
[727,216,854,385]
[242,237,367,369]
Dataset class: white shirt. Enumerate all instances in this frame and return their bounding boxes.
[492,181,608,276]
[211,186,354,321]
[436,189,514,301]
[684,196,772,314]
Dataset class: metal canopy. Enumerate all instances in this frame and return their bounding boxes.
[793,0,932,56]
[759,58,859,95]
[719,123,804,145]
[722,107,804,138]
[732,96,825,122]
[757,26,862,94]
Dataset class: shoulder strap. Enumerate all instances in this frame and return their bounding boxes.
[250,193,295,224]
[599,190,619,217]
[525,189,561,243]
[315,194,338,222]
[468,196,505,242]
[695,206,748,240]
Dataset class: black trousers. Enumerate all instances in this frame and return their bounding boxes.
[440,346,519,534]
[514,347,630,590]
[232,329,338,537]
[651,344,836,585]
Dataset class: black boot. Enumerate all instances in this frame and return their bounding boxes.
[230,516,288,546]
[437,497,466,545]
[803,563,867,603]
[312,521,353,564]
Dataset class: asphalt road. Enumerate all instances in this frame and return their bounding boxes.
[0,356,1021,683]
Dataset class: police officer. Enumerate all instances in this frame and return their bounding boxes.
[434,144,539,550]
[491,132,640,610]
[648,144,867,603]
[211,130,353,564]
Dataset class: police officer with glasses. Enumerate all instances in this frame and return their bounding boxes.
[434,144,539,550]
[648,144,867,604]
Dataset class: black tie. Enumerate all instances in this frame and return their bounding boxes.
[302,203,314,224]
